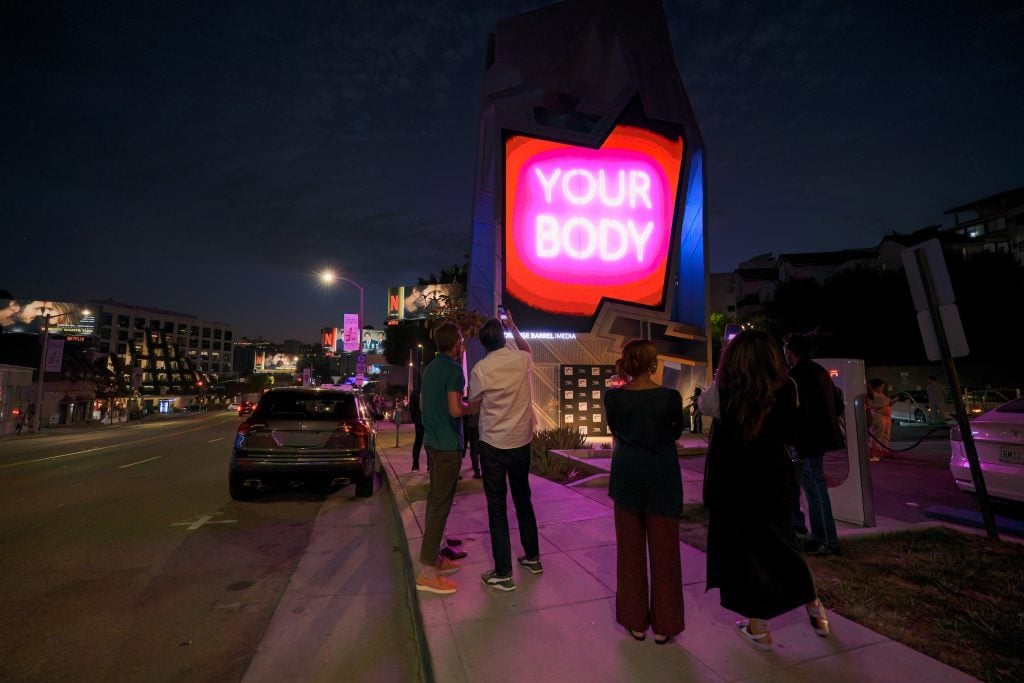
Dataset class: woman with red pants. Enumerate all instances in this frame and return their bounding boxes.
[604,339,686,644]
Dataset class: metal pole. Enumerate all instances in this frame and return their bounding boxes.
[32,313,50,432]
[916,250,998,540]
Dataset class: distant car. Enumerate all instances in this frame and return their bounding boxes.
[963,389,1010,415]
[237,401,255,416]
[226,402,239,411]
[890,390,930,423]
[949,397,1024,504]
[229,387,382,500]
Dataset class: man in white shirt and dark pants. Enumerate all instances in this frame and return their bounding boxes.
[469,310,541,592]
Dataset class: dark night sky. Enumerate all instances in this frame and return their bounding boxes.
[2,1,1021,342]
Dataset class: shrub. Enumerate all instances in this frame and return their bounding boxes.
[530,426,590,481]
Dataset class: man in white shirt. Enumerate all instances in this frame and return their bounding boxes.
[468,310,540,592]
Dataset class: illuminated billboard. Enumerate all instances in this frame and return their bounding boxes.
[503,125,683,328]
[0,299,97,336]
[361,328,386,354]
[254,351,298,374]
[321,327,338,353]
[385,284,460,320]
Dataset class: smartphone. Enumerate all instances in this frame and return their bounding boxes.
[497,305,508,321]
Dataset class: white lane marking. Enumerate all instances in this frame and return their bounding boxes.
[0,418,237,469]
[0,446,107,467]
[207,437,223,443]
[172,513,237,530]
[118,456,162,469]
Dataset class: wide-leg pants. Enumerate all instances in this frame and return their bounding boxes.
[614,505,685,636]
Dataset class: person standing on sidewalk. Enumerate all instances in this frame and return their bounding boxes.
[604,339,686,644]
[703,330,830,651]
[461,411,482,479]
[415,322,476,595]
[926,375,947,425]
[783,332,844,556]
[468,310,540,592]
[409,386,424,472]
[866,378,893,462]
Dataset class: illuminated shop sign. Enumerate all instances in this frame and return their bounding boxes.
[505,125,683,320]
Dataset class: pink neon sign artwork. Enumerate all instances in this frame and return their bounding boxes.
[505,125,683,317]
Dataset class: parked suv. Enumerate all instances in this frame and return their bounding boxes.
[230,387,381,500]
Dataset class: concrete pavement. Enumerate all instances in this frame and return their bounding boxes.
[379,428,976,682]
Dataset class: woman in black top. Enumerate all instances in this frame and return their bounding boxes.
[604,339,685,644]
[703,330,830,651]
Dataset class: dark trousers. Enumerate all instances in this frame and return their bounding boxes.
[479,440,539,576]
[411,423,425,468]
[800,455,839,550]
[462,423,480,474]
[614,505,685,636]
[418,447,461,567]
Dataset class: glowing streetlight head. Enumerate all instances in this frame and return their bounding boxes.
[319,269,337,285]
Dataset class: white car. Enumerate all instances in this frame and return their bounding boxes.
[949,397,1024,503]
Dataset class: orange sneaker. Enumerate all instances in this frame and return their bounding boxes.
[436,557,461,575]
[416,574,458,594]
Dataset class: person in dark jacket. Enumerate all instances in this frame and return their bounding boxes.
[783,332,845,556]
[703,330,830,650]
[604,339,686,644]
[409,386,425,471]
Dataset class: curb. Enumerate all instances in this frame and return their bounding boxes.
[379,449,435,683]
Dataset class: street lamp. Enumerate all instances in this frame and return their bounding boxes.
[319,269,364,346]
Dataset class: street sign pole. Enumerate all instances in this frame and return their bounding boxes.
[915,249,999,540]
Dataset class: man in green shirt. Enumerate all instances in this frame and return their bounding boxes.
[415,321,477,594]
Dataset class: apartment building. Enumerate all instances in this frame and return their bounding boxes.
[89,300,234,381]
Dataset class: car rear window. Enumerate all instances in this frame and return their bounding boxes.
[256,392,358,420]
[995,397,1024,414]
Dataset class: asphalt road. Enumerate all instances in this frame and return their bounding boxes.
[0,413,421,682]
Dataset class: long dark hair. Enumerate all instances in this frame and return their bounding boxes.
[716,330,789,439]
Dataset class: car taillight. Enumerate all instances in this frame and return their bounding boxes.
[329,420,369,449]
[236,420,267,444]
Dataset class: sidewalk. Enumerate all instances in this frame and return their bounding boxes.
[380,430,975,682]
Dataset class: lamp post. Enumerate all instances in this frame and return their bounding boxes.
[32,313,51,433]
[319,269,364,341]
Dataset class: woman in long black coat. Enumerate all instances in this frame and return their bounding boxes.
[701,330,830,650]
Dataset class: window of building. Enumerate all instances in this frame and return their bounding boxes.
[117,330,128,341]
[201,339,210,349]
[134,317,146,330]
[163,321,174,333]
[214,328,222,340]
[225,331,233,341]
[117,343,127,354]
[202,327,211,337]
[223,342,231,352]
[190,325,199,337]
[213,342,221,351]
[117,315,130,328]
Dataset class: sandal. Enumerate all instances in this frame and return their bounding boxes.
[734,619,772,651]
[653,634,671,645]
[628,629,646,641]
[806,600,830,637]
